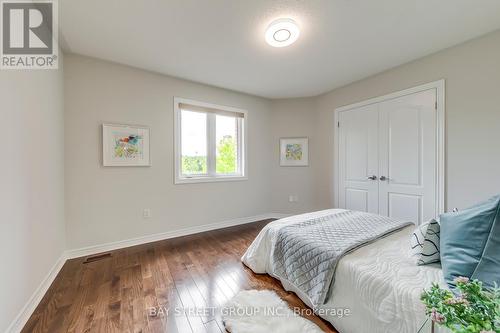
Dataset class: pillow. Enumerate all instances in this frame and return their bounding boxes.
[410,219,440,265]
[471,199,500,288]
[410,222,428,258]
[440,195,500,289]
[410,222,428,260]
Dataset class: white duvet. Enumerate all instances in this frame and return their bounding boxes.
[242,209,447,333]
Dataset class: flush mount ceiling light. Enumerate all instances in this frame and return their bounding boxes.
[265,18,300,47]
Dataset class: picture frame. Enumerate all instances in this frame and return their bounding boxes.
[102,124,151,166]
[280,137,309,166]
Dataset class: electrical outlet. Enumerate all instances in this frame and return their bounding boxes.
[288,195,299,203]
[143,208,152,218]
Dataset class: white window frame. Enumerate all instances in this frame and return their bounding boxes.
[174,97,248,184]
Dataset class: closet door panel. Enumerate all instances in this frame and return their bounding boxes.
[386,107,421,185]
[338,104,379,214]
[378,89,437,224]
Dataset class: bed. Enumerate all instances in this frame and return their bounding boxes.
[242,209,447,333]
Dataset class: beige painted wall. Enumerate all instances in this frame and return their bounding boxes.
[0,60,65,331]
[313,30,500,211]
[269,98,324,214]
[64,54,274,249]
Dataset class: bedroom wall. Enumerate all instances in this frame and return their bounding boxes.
[64,54,274,249]
[0,57,65,331]
[269,98,323,214]
[313,29,500,211]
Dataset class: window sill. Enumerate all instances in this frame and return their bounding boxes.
[174,175,248,185]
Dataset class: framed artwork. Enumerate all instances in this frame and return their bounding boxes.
[102,124,150,166]
[280,137,309,166]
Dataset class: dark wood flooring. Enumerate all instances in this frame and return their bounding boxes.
[22,220,338,333]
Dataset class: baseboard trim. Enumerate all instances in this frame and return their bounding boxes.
[6,212,289,333]
[5,254,66,333]
[65,213,289,259]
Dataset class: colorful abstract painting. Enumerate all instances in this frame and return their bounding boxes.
[113,134,143,159]
[103,124,150,166]
[285,143,303,160]
[280,137,308,166]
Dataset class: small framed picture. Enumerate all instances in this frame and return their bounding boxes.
[280,137,309,166]
[102,124,150,166]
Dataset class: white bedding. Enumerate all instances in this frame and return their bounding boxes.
[242,209,447,333]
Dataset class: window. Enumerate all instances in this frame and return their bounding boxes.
[174,98,247,184]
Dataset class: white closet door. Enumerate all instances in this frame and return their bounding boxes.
[338,104,379,213]
[378,89,437,224]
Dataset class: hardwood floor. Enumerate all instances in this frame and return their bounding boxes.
[22,220,338,333]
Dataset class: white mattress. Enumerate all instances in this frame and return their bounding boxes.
[242,210,447,333]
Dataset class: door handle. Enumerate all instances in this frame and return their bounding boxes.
[367,175,377,180]
[380,176,387,181]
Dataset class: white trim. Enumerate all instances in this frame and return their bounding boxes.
[173,97,249,184]
[5,254,67,333]
[436,80,446,215]
[174,174,248,184]
[65,213,288,259]
[333,79,446,215]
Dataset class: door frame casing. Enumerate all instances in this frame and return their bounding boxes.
[333,79,446,217]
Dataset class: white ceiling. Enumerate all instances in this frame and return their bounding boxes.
[60,0,500,99]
